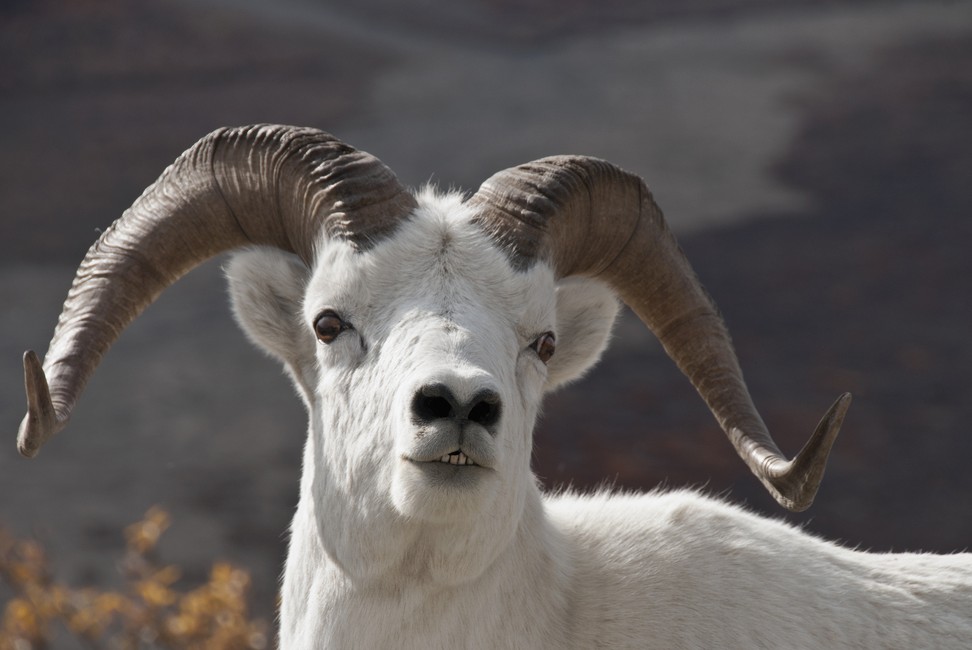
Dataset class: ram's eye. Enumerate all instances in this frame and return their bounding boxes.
[530,332,556,364]
[314,310,351,344]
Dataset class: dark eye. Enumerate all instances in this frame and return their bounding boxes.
[314,310,351,344]
[530,332,556,364]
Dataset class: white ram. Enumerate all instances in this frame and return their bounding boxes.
[16,125,972,648]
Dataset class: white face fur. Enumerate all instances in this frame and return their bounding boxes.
[226,189,619,582]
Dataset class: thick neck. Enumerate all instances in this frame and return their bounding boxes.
[291,423,548,588]
[281,484,568,649]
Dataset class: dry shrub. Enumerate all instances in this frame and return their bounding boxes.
[0,508,268,650]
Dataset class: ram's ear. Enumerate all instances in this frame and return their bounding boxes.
[225,248,316,400]
[545,277,620,391]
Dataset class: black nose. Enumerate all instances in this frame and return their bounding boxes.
[412,383,501,428]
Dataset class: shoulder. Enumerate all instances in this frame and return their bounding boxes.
[543,487,820,565]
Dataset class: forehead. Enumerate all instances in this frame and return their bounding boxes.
[306,189,555,319]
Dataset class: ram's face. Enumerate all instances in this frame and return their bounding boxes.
[308,198,555,527]
[227,191,618,526]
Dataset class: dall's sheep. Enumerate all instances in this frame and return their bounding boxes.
[16,125,972,648]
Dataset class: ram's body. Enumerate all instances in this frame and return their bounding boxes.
[284,488,972,648]
[15,125,972,648]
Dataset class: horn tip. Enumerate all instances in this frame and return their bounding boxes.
[769,392,853,512]
[836,391,853,411]
[17,350,57,458]
[17,430,40,458]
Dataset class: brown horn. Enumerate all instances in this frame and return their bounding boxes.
[467,155,850,511]
[17,124,416,458]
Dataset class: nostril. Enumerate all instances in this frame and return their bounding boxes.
[418,395,454,421]
[412,383,458,424]
[467,400,498,427]
[467,389,501,428]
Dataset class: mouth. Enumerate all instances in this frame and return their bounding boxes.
[400,446,493,495]
[403,427,495,471]
[403,447,488,470]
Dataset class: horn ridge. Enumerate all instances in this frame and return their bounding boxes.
[17,124,415,457]
[469,155,848,511]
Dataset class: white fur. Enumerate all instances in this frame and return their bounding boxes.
[224,189,972,649]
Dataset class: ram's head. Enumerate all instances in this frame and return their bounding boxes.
[17,125,849,529]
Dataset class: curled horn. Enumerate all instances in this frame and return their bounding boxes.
[17,124,416,458]
[467,156,850,511]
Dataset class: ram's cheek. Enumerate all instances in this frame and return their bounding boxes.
[513,357,545,408]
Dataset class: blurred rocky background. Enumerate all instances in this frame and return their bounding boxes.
[2,0,970,629]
